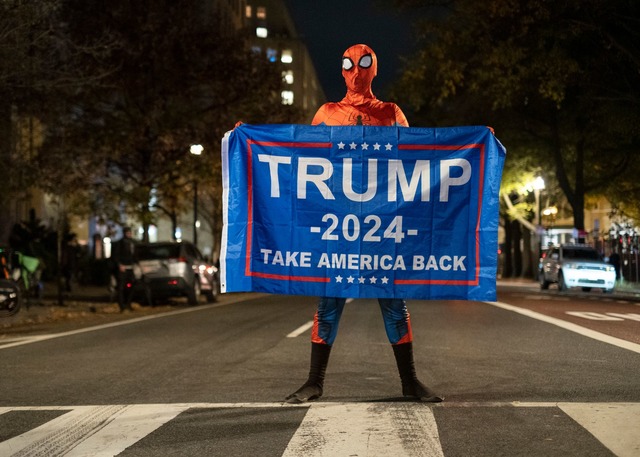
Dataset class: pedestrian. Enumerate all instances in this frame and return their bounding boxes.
[608,251,621,281]
[285,44,443,404]
[61,234,79,292]
[111,226,136,312]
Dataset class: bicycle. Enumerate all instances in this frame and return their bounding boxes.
[0,247,42,317]
[0,249,21,317]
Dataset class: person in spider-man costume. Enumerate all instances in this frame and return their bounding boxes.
[286,44,443,404]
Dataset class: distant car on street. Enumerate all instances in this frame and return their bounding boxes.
[136,241,218,305]
[539,244,616,293]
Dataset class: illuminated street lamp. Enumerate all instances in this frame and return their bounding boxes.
[190,144,203,247]
[532,176,545,227]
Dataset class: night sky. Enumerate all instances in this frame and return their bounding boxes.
[283,0,418,102]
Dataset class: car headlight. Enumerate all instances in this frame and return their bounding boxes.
[606,265,615,272]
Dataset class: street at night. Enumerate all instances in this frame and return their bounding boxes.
[2,281,639,456]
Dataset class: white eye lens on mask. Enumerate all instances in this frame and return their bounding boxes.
[342,57,354,70]
[358,54,373,68]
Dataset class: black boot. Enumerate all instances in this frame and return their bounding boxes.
[392,342,443,402]
[286,342,332,404]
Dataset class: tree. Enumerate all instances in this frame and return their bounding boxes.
[50,0,303,241]
[392,0,640,231]
[0,0,117,242]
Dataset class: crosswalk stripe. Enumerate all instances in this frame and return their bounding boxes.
[2,402,640,456]
[0,405,125,457]
[559,403,640,457]
[282,403,444,457]
[63,404,189,457]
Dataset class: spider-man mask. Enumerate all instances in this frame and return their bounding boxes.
[342,44,378,96]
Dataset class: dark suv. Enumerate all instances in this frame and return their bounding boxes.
[539,244,615,293]
[136,241,218,305]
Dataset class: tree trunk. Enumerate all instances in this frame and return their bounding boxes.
[513,220,522,277]
[503,213,513,278]
[522,228,533,278]
[0,102,13,243]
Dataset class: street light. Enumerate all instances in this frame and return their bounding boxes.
[532,176,545,227]
[190,144,203,248]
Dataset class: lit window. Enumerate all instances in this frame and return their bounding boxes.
[256,27,268,38]
[245,5,251,17]
[281,49,293,63]
[281,90,294,105]
[257,6,266,19]
[283,70,294,84]
[267,48,278,63]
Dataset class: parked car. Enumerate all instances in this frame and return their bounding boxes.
[135,241,218,305]
[539,244,616,293]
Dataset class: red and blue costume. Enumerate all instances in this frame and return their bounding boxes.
[286,44,443,404]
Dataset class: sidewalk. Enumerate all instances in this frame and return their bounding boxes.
[0,282,168,336]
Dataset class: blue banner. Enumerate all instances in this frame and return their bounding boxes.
[220,124,506,301]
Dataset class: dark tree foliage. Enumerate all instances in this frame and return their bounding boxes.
[392,0,640,230]
[41,0,303,239]
[0,0,116,242]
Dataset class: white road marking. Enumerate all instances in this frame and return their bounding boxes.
[286,299,353,338]
[559,403,640,457]
[2,403,639,457]
[287,321,314,338]
[565,311,625,321]
[64,405,188,457]
[487,301,640,354]
[0,302,239,351]
[282,403,444,457]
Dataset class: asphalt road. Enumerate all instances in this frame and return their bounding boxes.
[1,284,639,456]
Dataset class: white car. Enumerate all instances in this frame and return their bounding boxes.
[539,244,616,293]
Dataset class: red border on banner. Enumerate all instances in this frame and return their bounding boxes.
[395,143,485,286]
[246,140,332,283]
[244,139,485,286]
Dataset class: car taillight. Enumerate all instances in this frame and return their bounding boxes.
[168,279,179,285]
[167,257,188,263]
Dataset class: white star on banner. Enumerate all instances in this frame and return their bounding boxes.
[381,277,389,284]
[361,142,369,150]
[385,143,393,151]
[335,275,343,283]
[358,277,366,284]
[337,141,345,149]
[373,143,381,151]
[347,276,355,283]
[370,276,377,284]
[350,142,357,150]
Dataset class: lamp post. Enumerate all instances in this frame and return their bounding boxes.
[190,144,203,248]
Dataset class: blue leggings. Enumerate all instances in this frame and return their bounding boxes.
[311,297,413,345]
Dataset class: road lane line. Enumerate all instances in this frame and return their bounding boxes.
[285,299,353,338]
[287,320,314,338]
[559,403,640,457]
[0,302,238,350]
[282,403,444,457]
[487,301,640,354]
